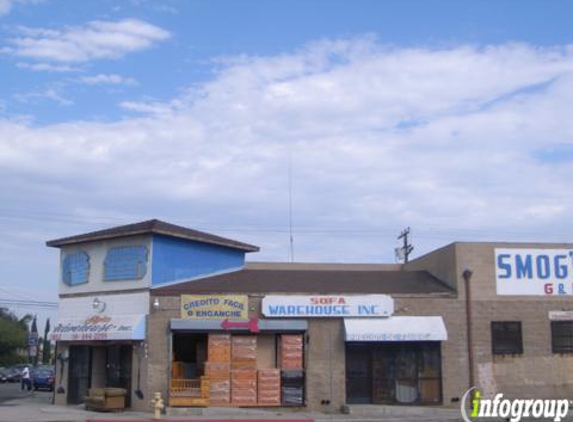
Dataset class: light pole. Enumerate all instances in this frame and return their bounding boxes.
[463,267,475,389]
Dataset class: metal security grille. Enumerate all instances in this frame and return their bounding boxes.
[551,321,573,353]
[346,342,442,405]
[67,345,92,404]
[491,321,523,355]
[105,345,133,407]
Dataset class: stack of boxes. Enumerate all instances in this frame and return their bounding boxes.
[280,334,304,406]
[231,369,257,405]
[257,369,281,406]
[206,334,231,405]
[231,336,257,405]
[231,336,257,369]
[280,335,304,369]
[203,333,304,407]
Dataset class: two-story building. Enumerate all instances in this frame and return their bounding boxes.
[48,220,573,412]
[47,219,258,407]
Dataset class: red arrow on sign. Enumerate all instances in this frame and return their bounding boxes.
[221,317,260,333]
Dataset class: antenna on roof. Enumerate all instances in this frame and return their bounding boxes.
[397,227,414,263]
[288,148,294,262]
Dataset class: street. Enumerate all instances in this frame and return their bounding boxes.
[0,381,53,404]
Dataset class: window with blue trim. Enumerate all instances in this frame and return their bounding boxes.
[104,245,148,281]
[62,251,90,286]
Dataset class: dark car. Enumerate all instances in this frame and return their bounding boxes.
[32,369,55,391]
[4,367,21,383]
[0,369,8,383]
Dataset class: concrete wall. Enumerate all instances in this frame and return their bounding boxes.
[58,235,152,295]
[53,343,69,406]
[151,235,245,287]
[404,242,459,290]
[455,242,573,400]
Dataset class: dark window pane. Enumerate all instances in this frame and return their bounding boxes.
[491,321,523,355]
[552,321,573,353]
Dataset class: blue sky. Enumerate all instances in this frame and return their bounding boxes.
[1,0,573,326]
[2,0,572,124]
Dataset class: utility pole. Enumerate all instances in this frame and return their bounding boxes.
[397,227,414,263]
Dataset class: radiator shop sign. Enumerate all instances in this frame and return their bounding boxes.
[496,248,573,296]
[262,295,394,318]
[180,295,249,320]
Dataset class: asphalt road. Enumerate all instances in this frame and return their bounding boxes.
[0,381,52,404]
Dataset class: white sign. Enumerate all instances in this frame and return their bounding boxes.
[344,317,448,342]
[549,311,573,321]
[50,314,146,341]
[56,292,149,319]
[262,295,394,318]
[496,248,573,296]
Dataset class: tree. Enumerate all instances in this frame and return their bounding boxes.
[0,308,30,366]
[42,318,51,364]
[30,315,38,365]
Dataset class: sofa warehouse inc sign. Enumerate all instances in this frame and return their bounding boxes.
[262,295,394,318]
[496,248,573,296]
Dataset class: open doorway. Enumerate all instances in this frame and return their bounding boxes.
[172,334,208,379]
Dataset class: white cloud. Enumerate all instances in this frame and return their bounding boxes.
[79,74,137,85]
[0,0,40,16]
[13,88,73,106]
[5,18,170,63]
[17,62,80,72]
[2,39,573,264]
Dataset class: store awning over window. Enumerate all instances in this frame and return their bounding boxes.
[344,316,447,342]
[50,314,146,341]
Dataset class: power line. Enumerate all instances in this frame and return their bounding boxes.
[0,299,58,309]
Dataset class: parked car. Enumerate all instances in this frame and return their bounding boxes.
[32,369,55,391]
[4,367,21,383]
[0,368,8,383]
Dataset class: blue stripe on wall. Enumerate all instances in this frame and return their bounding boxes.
[151,234,245,286]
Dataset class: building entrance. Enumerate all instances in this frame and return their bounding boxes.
[68,345,92,405]
[346,342,442,405]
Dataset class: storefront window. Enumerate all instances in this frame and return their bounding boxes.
[346,342,442,405]
[170,332,305,407]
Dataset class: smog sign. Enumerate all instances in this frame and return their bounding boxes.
[496,248,573,295]
[180,295,249,320]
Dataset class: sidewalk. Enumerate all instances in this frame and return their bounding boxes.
[0,395,463,422]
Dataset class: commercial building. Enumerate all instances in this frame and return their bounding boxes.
[48,220,573,411]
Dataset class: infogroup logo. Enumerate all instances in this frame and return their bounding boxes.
[461,387,570,422]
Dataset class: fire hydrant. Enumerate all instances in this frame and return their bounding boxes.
[150,392,164,420]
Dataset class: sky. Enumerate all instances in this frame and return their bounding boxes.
[1,0,573,327]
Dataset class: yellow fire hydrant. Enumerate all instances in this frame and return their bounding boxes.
[150,392,164,420]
